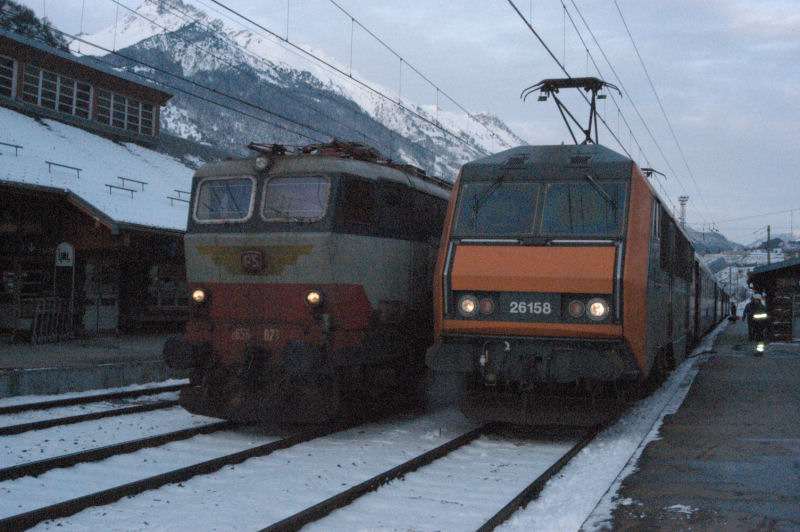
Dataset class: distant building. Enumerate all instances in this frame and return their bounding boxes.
[749,258,800,342]
[705,257,728,275]
[0,28,208,343]
[785,241,800,260]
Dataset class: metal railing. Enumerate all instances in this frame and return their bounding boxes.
[29,297,73,345]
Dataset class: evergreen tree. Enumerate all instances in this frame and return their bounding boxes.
[0,0,70,51]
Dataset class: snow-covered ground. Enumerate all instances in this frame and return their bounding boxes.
[0,321,729,531]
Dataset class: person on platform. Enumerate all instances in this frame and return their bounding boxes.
[729,300,737,321]
[743,296,767,341]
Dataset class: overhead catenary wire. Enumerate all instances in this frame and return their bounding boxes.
[325,0,511,152]
[504,0,633,164]
[158,0,496,165]
[21,0,495,170]
[104,0,396,157]
[560,0,686,219]
[705,207,800,226]
[507,0,708,223]
[205,0,491,158]
[610,0,716,230]
[11,21,326,143]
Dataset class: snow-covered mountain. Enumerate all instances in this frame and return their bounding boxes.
[70,0,526,181]
[683,225,741,253]
[745,233,800,250]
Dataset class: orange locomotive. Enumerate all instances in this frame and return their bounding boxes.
[164,141,451,423]
[426,143,727,425]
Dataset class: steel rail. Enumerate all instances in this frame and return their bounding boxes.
[260,423,495,532]
[0,420,234,482]
[475,424,604,531]
[0,384,183,415]
[0,424,343,531]
[0,400,179,436]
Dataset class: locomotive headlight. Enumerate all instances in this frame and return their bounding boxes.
[587,298,609,321]
[191,288,207,304]
[458,295,479,317]
[305,289,323,308]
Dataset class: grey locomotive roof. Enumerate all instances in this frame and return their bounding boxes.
[195,154,452,200]
[460,144,634,182]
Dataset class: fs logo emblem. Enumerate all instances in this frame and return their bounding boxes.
[241,250,264,274]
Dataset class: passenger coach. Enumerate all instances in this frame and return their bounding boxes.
[426,143,726,424]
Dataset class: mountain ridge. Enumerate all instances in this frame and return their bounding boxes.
[71,0,526,180]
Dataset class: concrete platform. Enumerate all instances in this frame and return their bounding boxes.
[0,334,186,397]
[608,319,800,531]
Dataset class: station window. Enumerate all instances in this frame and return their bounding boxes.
[20,65,92,119]
[95,89,155,136]
[0,55,15,98]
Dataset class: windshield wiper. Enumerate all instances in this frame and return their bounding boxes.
[223,181,241,212]
[472,174,505,218]
[583,173,616,210]
[264,204,304,222]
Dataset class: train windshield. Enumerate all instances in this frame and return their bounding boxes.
[262,175,331,222]
[540,181,625,236]
[453,182,540,236]
[194,176,255,222]
[452,178,626,237]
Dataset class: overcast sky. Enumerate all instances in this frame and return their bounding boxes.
[17,0,800,244]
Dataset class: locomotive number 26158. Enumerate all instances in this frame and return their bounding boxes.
[509,301,553,314]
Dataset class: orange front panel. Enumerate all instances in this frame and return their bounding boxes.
[451,245,616,294]
[443,319,622,339]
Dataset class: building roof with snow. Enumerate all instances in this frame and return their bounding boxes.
[0,105,195,233]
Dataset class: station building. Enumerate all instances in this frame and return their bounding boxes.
[749,258,800,342]
[0,29,222,342]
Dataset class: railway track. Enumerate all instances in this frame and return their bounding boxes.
[0,384,185,436]
[0,399,179,436]
[0,420,233,482]
[0,409,607,530]
[0,384,183,415]
[261,422,602,532]
[0,423,345,530]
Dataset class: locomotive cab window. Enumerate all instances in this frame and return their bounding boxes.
[341,179,375,225]
[452,182,539,236]
[262,175,331,222]
[540,180,626,236]
[194,176,255,223]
